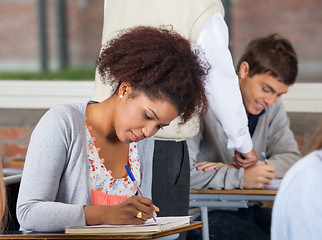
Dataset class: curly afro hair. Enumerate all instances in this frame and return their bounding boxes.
[97,26,208,124]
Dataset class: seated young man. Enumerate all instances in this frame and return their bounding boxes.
[186,34,301,240]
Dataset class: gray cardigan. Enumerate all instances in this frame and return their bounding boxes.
[17,101,155,232]
[187,100,301,190]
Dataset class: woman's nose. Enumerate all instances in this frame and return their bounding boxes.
[142,126,158,138]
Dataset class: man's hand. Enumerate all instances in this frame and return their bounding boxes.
[242,164,276,189]
[233,147,258,168]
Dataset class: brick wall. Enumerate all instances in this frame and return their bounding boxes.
[0,126,31,168]
[0,109,46,168]
[229,0,322,82]
[1,0,322,79]
[0,1,38,60]
[0,0,104,70]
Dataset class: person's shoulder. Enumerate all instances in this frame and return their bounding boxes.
[48,102,86,117]
[282,150,322,186]
[293,150,322,172]
[50,102,85,113]
[276,150,322,207]
[40,102,87,127]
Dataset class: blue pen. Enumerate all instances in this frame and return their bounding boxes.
[125,165,157,222]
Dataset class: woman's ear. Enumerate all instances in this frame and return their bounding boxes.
[118,82,133,99]
[238,61,249,80]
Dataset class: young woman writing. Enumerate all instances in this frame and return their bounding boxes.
[17,26,208,232]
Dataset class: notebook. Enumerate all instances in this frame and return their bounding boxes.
[265,178,282,190]
[65,216,190,234]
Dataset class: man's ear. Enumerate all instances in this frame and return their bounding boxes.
[238,61,250,80]
[118,82,133,98]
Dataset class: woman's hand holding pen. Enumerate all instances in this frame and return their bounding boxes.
[84,195,158,226]
[111,195,157,224]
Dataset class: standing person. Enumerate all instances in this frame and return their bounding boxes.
[187,34,301,240]
[92,0,258,229]
[16,26,208,232]
[0,162,7,233]
[271,123,322,240]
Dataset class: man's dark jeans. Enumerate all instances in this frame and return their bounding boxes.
[187,205,271,240]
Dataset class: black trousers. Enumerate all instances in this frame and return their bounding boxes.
[187,205,272,240]
[152,140,190,240]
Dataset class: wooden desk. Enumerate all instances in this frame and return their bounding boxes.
[0,221,202,240]
[189,189,277,240]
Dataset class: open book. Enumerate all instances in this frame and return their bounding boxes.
[65,216,190,234]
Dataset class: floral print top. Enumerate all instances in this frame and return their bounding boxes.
[86,126,140,197]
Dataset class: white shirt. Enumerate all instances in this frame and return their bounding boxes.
[196,13,252,153]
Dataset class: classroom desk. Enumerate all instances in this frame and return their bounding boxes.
[0,221,202,240]
[3,173,22,185]
[189,189,277,240]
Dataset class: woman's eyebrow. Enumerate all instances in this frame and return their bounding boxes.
[147,107,159,120]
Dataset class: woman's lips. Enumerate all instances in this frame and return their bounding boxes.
[131,132,141,142]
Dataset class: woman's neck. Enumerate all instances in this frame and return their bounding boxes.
[86,96,118,142]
